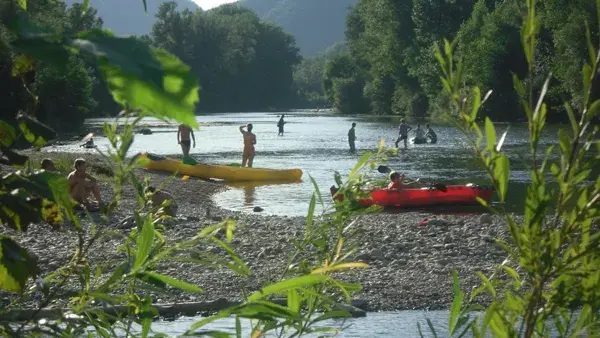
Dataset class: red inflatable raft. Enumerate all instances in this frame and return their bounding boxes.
[330,184,494,208]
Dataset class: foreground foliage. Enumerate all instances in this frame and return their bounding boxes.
[0,0,382,337]
[423,0,600,337]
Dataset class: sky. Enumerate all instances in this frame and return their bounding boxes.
[193,0,237,10]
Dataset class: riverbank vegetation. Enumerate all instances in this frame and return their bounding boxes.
[323,0,600,121]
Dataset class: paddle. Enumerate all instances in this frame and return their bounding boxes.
[376,165,448,192]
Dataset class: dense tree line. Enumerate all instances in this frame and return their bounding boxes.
[1,0,306,133]
[323,0,599,121]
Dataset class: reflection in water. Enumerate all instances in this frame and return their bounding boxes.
[225,180,303,210]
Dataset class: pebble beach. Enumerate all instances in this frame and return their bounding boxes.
[0,156,517,314]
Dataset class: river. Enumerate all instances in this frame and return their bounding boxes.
[44,112,566,216]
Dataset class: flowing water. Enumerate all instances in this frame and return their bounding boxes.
[138,311,454,337]
[44,112,574,216]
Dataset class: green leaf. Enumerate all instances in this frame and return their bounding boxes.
[16,113,57,148]
[0,235,39,292]
[585,23,597,67]
[449,270,464,335]
[17,0,26,11]
[0,189,43,231]
[235,317,242,338]
[287,289,300,313]
[471,87,481,122]
[564,103,579,136]
[494,154,510,202]
[73,30,199,127]
[311,310,352,323]
[476,272,496,298]
[247,275,327,302]
[304,194,316,242]
[484,117,496,151]
[140,301,156,338]
[141,272,204,293]
[0,121,17,147]
[309,175,324,210]
[583,63,592,105]
[134,218,155,271]
[82,0,90,14]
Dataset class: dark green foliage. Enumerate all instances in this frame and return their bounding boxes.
[322,0,599,120]
[149,2,301,113]
[63,0,199,36]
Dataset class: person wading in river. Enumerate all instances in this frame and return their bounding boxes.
[277,114,285,136]
[395,119,412,149]
[239,124,257,167]
[348,122,357,153]
[177,124,195,157]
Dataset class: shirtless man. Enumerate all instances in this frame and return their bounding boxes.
[145,186,178,217]
[67,158,103,210]
[177,124,195,157]
[239,124,256,167]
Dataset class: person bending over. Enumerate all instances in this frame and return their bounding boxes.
[146,186,178,217]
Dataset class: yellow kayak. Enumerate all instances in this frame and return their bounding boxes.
[137,153,303,182]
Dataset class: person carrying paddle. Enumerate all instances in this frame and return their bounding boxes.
[277,115,285,136]
[387,171,420,191]
[348,122,357,153]
[240,124,256,167]
[425,123,437,144]
[177,124,195,157]
[395,119,412,149]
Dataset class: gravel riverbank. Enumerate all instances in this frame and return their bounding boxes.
[0,160,516,313]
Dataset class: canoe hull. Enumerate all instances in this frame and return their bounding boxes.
[138,153,303,182]
[331,184,493,208]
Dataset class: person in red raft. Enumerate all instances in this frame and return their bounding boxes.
[387,171,420,190]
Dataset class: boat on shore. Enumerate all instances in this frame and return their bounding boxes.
[137,153,303,182]
[330,184,494,208]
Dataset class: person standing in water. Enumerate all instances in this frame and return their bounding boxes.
[239,124,257,167]
[395,119,412,149]
[177,124,195,157]
[348,122,357,153]
[425,123,438,144]
[277,115,285,136]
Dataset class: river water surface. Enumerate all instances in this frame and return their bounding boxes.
[44,112,566,216]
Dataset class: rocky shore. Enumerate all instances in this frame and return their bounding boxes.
[0,160,516,313]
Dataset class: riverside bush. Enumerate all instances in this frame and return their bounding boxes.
[0,0,383,336]
[422,0,600,337]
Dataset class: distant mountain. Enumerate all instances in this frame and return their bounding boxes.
[64,0,199,36]
[239,0,356,55]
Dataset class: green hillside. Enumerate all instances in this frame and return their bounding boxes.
[64,0,199,36]
[239,0,356,55]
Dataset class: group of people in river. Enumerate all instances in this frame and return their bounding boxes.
[348,119,438,153]
[177,115,284,169]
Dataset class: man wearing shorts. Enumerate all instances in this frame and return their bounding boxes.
[177,124,195,157]
[239,124,256,167]
[395,119,412,149]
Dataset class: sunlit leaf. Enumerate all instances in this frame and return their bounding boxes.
[141,272,204,293]
[311,262,368,275]
[484,117,496,151]
[11,55,33,77]
[496,127,509,152]
[0,235,39,292]
[471,87,481,121]
[17,113,57,148]
[17,0,26,11]
[248,275,327,302]
[448,270,464,334]
[72,30,199,127]
[134,218,155,271]
[182,175,190,181]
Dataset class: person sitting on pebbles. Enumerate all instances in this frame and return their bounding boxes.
[145,186,178,217]
[40,158,56,171]
[67,158,103,211]
[387,171,420,191]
